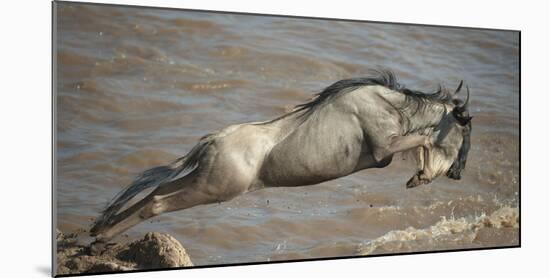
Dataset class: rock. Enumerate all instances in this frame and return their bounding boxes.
[117,232,193,268]
[87,261,134,273]
[56,231,193,275]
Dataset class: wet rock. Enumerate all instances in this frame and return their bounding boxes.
[56,231,193,275]
[117,232,193,268]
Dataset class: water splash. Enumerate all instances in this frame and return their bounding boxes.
[358,206,518,255]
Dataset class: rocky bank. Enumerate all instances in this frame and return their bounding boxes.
[56,231,193,275]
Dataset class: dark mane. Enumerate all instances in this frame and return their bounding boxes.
[294,70,454,116]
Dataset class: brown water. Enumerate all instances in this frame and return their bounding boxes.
[54,2,520,266]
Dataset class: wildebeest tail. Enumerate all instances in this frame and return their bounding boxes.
[90,134,216,235]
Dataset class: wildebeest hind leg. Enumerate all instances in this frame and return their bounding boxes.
[93,176,222,244]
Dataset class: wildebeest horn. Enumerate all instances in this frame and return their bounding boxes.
[455,80,464,94]
[462,85,470,110]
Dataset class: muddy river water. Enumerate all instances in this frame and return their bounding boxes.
[55,2,519,266]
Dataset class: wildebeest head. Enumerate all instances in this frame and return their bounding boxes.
[446,82,473,180]
[408,81,473,187]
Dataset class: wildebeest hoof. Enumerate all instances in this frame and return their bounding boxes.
[418,172,432,184]
[406,171,432,188]
[406,174,421,188]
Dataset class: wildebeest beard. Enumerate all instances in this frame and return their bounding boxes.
[446,120,472,180]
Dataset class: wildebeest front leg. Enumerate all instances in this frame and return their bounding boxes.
[420,146,435,182]
[406,146,428,188]
[406,146,437,188]
[373,134,433,162]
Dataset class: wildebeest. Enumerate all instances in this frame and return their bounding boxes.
[90,70,472,245]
